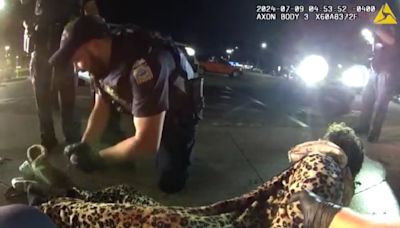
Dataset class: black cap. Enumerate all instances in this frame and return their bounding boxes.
[49,16,109,66]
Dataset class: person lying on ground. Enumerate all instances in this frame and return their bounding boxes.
[24,122,363,227]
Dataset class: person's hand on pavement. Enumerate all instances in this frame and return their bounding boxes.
[289,189,342,228]
[64,143,105,172]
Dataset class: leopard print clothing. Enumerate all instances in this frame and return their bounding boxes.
[39,153,347,228]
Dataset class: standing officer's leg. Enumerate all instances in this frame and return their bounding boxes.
[31,50,58,150]
[368,72,394,142]
[54,64,81,143]
[356,70,378,134]
[156,115,197,193]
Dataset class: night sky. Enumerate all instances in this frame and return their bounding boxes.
[0,0,397,69]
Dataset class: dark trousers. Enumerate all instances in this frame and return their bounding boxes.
[156,113,197,193]
[30,47,80,143]
[358,70,397,139]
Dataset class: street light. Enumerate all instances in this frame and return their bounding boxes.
[4,45,10,51]
[361,28,374,45]
[261,42,267,49]
[0,0,5,10]
[226,49,234,54]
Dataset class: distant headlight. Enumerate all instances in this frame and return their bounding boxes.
[296,55,329,86]
[185,47,196,56]
[341,65,369,88]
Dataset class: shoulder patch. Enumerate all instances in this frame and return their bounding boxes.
[131,59,153,85]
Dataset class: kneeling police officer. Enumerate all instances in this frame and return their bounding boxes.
[50,16,204,193]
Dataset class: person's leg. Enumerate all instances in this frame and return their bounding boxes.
[31,50,58,150]
[54,64,81,143]
[156,115,197,193]
[356,70,377,134]
[368,72,394,142]
[0,204,56,228]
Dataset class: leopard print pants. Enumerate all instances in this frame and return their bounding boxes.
[39,154,346,228]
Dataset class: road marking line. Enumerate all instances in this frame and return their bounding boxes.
[246,96,309,128]
[287,115,309,128]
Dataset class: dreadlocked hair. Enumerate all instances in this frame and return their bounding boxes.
[323,122,364,177]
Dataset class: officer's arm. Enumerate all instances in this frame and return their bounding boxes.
[81,93,110,145]
[99,112,165,160]
[82,0,100,16]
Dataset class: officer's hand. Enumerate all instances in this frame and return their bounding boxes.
[289,190,342,228]
[64,143,105,173]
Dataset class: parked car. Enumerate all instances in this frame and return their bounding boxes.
[199,58,242,77]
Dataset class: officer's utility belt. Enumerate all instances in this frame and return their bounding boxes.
[185,76,204,120]
[167,46,204,121]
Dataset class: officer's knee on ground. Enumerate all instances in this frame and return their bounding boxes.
[158,169,188,194]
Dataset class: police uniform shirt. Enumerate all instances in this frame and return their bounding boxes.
[96,33,179,117]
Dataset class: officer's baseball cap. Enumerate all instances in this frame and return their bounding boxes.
[49,16,109,66]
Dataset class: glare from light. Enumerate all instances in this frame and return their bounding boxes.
[235,46,239,50]
[338,64,343,69]
[184,47,196,56]
[361,29,372,38]
[277,66,281,72]
[361,28,374,45]
[4,45,10,51]
[0,0,5,10]
[226,49,234,54]
[296,55,329,86]
[341,65,369,88]
[261,42,267,49]
[230,61,253,69]
[78,71,91,82]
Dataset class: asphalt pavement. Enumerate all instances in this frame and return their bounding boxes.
[0,73,399,219]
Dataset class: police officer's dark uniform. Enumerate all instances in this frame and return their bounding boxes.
[52,17,204,193]
[357,25,400,142]
[21,0,85,149]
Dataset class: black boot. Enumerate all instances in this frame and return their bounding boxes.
[158,169,188,194]
[41,137,58,152]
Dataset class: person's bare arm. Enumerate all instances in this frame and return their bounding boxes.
[330,208,400,228]
[99,111,165,161]
[81,93,110,145]
[82,0,100,16]
[290,190,400,228]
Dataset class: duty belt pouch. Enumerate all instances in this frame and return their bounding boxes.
[185,77,205,120]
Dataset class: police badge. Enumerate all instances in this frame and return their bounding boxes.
[132,59,153,84]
